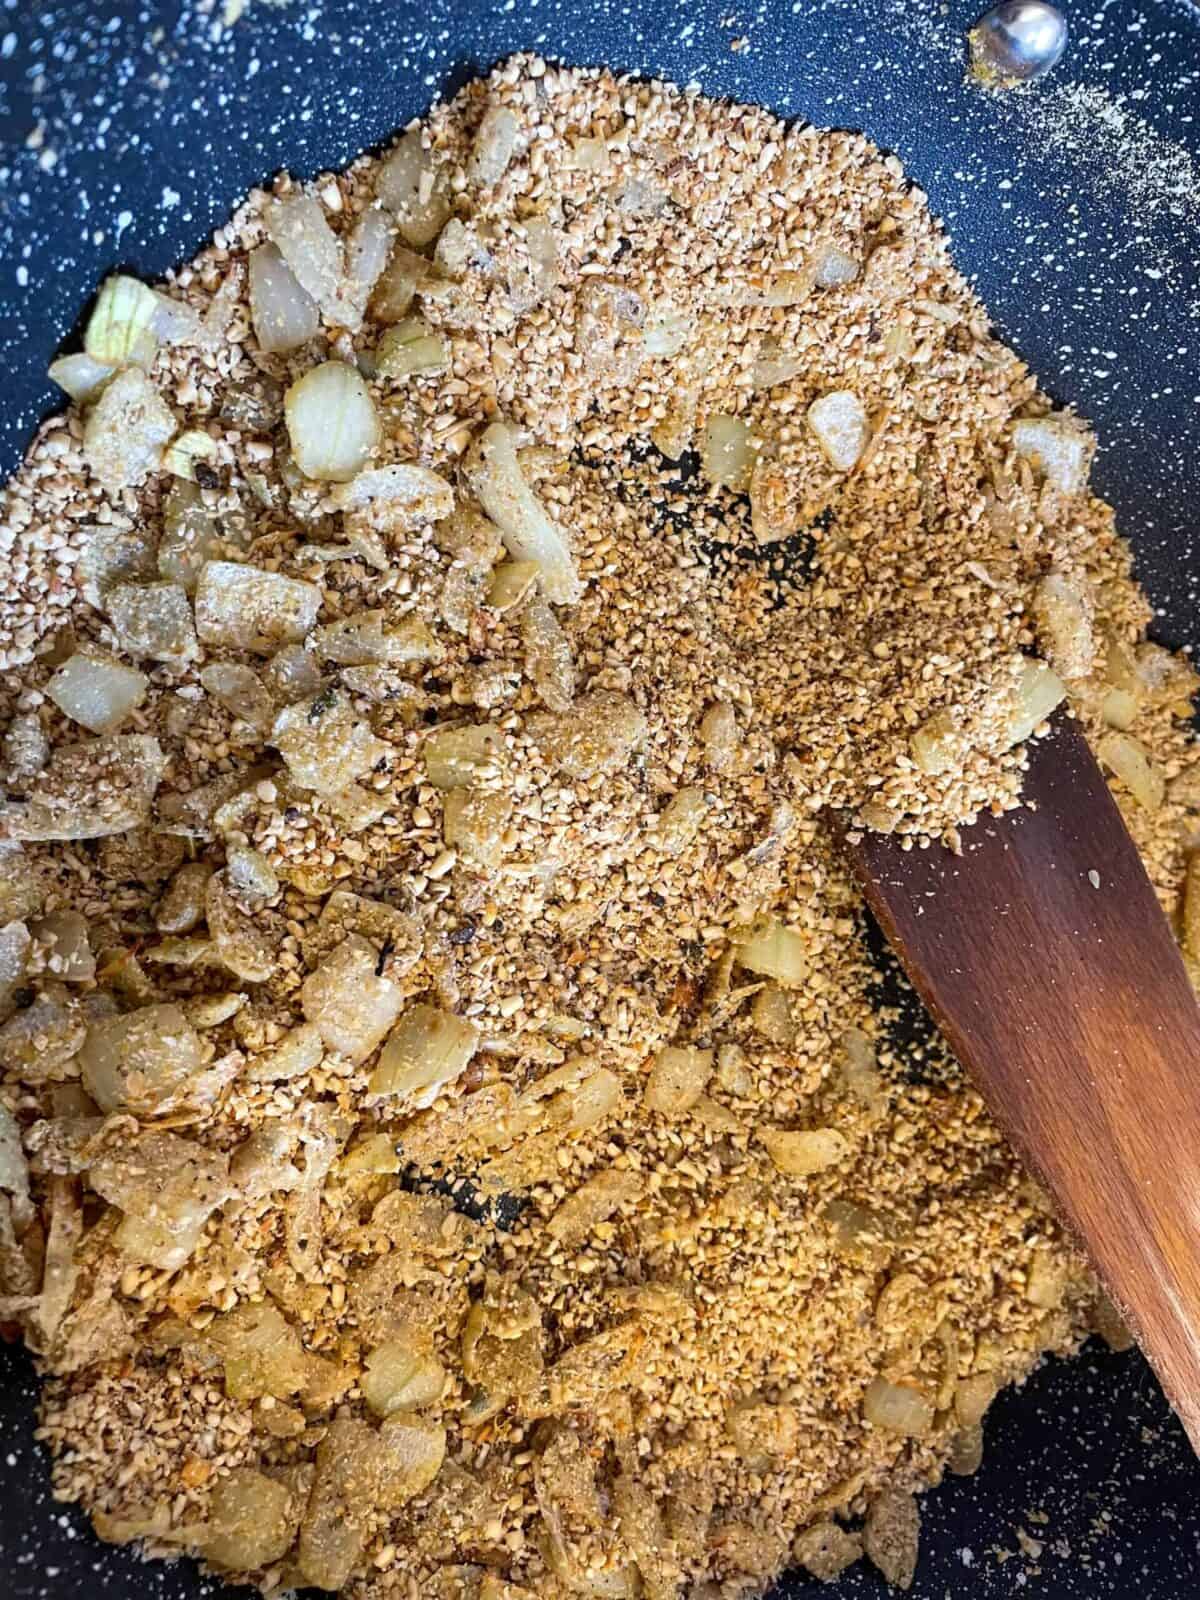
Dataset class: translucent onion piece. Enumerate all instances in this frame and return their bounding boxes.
[207,1299,311,1400]
[203,1468,301,1572]
[341,203,396,324]
[813,241,861,287]
[285,361,380,482]
[263,192,351,323]
[793,1522,863,1582]
[1101,686,1139,731]
[1013,413,1094,495]
[759,1127,849,1176]
[82,367,176,495]
[656,785,707,855]
[47,649,148,734]
[77,525,156,610]
[1135,640,1200,709]
[0,984,85,1077]
[375,318,449,379]
[151,291,204,347]
[194,560,322,654]
[547,1167,642,1245]
[751,983,795,1045]
[948,1423,984,1477]
[206,870,278,982]
[31,911,94,984]
[89,1130,230,1271]
[862,1378,934,1438]
[863,1492,921,1590]
[35,1176,82,1346]
[1003,657,1066,749]
[442,787,512,870]
[734,916,807,986]
[1098,730,1164,810]
[246,1021,325,1082]
[642,305,689,357]
[423,722,504,790]
[751,336,806,390]
[529,690,648,780]
[521,594,574,712]
[728,1399,801,1463]
[841,1027,887,1116]
[700,700,739,772]
[3,715,48,782]
[162,428,217,482]
[226,844,279,902]
[954,1372,999,1426]
[369,1003,480,1102]
[5,734,165,842]
[248,242,320,354]
[48,351,115,404]
[301,933,404,1061]
[339,1131,400,1177]
[370,240,431,323]
[106,580,199,664]
[644,1046,713,1116]
[330,462,454,528]
[487,560,540,612]
[84,275,159,367]
[271,690,389,796]
[701,414,752,491]
[808,390,869,471]
[361,1338,447,1416]
[158,479,223,593]
[375,129,452,247]
[0,1102,30,1224]
[1032,569,1095,681]
[200,661,275,734]
[463,422,582,605]
[469,103,521,187]
[79,1002,207,1115]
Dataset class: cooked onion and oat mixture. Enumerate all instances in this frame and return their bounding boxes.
[1,52,1198,1600]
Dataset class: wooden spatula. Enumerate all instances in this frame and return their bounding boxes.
[845,713,1200,1453]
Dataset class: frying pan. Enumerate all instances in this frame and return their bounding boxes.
[2,0,1200,1594]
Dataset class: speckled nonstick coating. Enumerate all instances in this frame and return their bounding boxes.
[1,1,1199,1595]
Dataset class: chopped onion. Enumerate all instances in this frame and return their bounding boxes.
[442,787,512,871]
[0,1102,30,1224]
[106,580,199,664]
[79,1002,206,1115]
[751,336,806,390]
[47,649,148,734]
[701,414,752,491]
[841,1027,887,1116]
[203,1468,301,1572]
[910,708,960,776]
[271,690,389,795]
[375,318,449,379]
[312,609,440,667]
[643,305,689,357]
[808,390,869,471]
[200,662,275,734]
[423,722,505,789]
[330,462,453,528]
[644,1045,713,1116]
[158,479,223,593]
[468,103,521,188]
[341,202,396,324]
[77,525,156,610]
[954,1372,999,1426]
[1003,657,1066,749]
[194,560,322,653]
[89,1130,230,1271]
[548,1167,642,1245]
[206,870,277,982]
[82,367,176,495]
[734,915,807,986]
[247,1021,325,1082]
[1098,730,1164,810]
[6,734,165,842]
[793,1521,863,1582]
[463,422,582,605]
[656,785,708,855]
[161,428,217,482]
[84,274,159,367]
[370,240,431,323]
[248,242,320,354]
[759,1126,849,1176]
[301,933,404,1061]
[529,690,648,780]
[1013,413,1094,495]
[48,352,114,404]
[751,983,795,1045]
[369,1003,479,1102]
[264,191,352,324]
[362,1338,447,1416]
[31,911,94,984]
[487,559,540,612]
[375,129,451,246]
[521,594,574,712]
[285,361,380,482]
[863,1377,934,1438]
[812,241,861,287]
[1032,570,1095,682]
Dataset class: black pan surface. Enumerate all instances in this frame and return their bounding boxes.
[2,1,1200,1595]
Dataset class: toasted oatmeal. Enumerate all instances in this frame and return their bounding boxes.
[0,51,1197,1600]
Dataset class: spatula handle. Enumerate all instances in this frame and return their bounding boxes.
[849,718,1200,1453]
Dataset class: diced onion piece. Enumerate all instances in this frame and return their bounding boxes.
[79,1002,207,1115]
[206,870,277,982]
[751,983,795,1045]
[285,361,380,483]
[77,526,156,609]
[443,787,512,871]
[759,1126,849,1176]
[263,191,351,323]
[812,241,861,287]
[162,428,217,482]
[948,1422,984,1477]
[0,1101,30,1221]
[1101,687,1139,731]
[1024,1247,1067,1309]
[272,691,389,796]
[341,203,395,323]
[1013,413,1094,495]
[330,462,454,529]
[203,1468,300,1572]
[423,722,505,790]
[370,1003,479,1103]
[864,1493,921,1591]
[521,594,574,712]
[249,242,319,354]
[468,103,521,187]
[47,649,148,734]
[84,275,159,367]
[1032,569,1095,681]
[31,910,94,984]
[701,700,739,772]
[808,390,869,471]
[5,734,165,842]
[48,351,114,404]
[158,478,222,593]
[1098,730,1164,810]
[312,610,440,668]
[246,1022,325,1082]
[643,305,689,357]
[463,422,582,605]
[200,662,275,734]
[569,136,609,170]
[376,129,451,246]
[151,291,204,347]
[701,414,752,491]
[487,560,540,612]
[656,786,707,855]
[793,1521,863,1583]
[195,560,322,654]
[1003,657,1066,749]
[548,1167,642,1245]
[82,367,176,495]
[90,1131,230,1271]
[370,240,431,323]
[910,708,960,776]
[752,337,806,390]
[1135,641,1200,710]
[206,1299,311,1400]
[841,1027,887,1116]
[734,916,807,987]
[863,1377,934,1438]
[530,691,648,780]
[106,580,199,664]
[644,1045,713,1116]
[362,1338,446,1416]
[375,318,449,379]
[301,933,404,1061]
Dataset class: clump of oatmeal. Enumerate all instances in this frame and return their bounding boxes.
[0,52,1195,1600]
